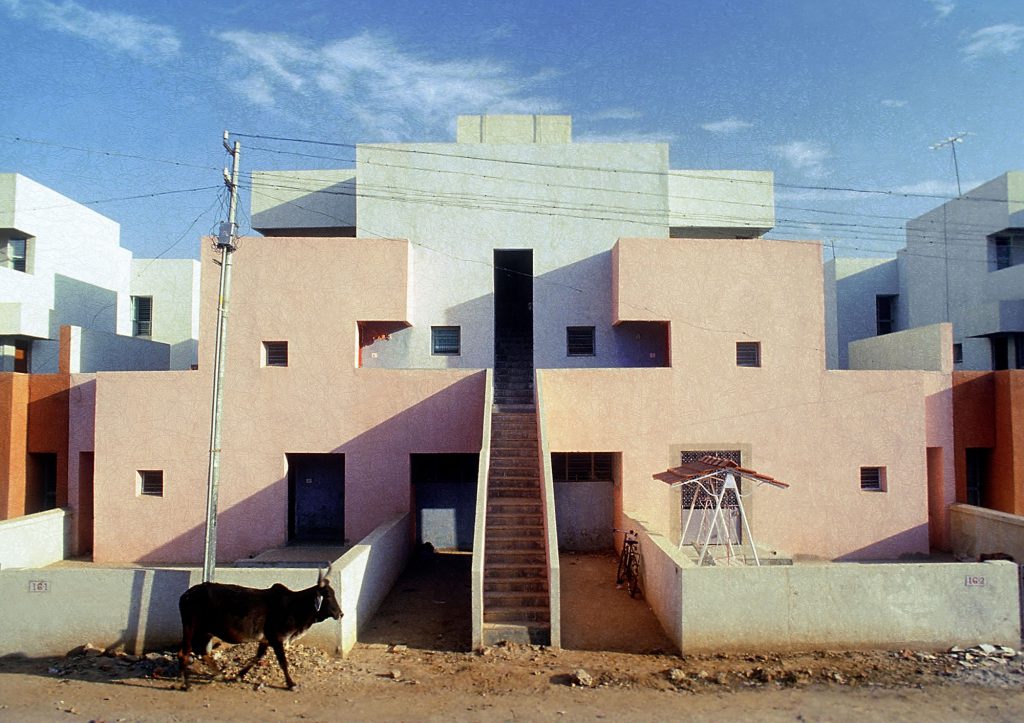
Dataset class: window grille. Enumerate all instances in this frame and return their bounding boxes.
[552,452,615,482]
[875,295,897,335]
[131,296,153,337]
[736,342,761,367]
[263,341,288,367]
[566,326,595,356]
[431,326,461,355]
[860,466,885,491]
[139,470,164,497]
[4,238,27,272]
[680,450,742,507]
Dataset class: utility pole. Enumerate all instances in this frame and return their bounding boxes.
[930,132,971,196]
[202,131,240,583]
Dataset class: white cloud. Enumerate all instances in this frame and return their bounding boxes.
[881,99,907,108]
[892,179,973,196]
[214,30,558,138]
[771,141,830,178]
[928,0,955,20]
[591,108,643,121]
[961,24,1024,61]
[575,131,676,143]
[701,117,753,134]
[1,0,180,60]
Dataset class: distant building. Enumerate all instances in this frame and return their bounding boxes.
[0,174,199,529]
[825,172,1024,516]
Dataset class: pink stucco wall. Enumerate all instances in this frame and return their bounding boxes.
[92,238,484,563]
[542,237,951,560]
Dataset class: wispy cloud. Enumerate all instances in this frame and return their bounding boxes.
[881,99,907,108]
[590,107,643,121]
[575,131,676,143]
[928,0,955,20]
[771,141,830,178]
[892,179,973,196]
[1,0,180,60]
[701,117,753,134]
[215,30,558,139]
[961,24,1024,61]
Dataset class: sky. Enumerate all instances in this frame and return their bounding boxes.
[1,0,1022,261]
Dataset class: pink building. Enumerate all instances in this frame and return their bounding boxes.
[79,116,954,642]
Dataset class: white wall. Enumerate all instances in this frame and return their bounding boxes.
[824,257,899,369]
[848,322,952,372]
[0,508,70,569]
[131,259,201,370]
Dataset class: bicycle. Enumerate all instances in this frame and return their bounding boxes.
[615,529,642,598]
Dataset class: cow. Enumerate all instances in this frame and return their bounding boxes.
[177,564,342,691]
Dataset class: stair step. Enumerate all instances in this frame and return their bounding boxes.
[487,527,545,540]
[486,551,547,566]
[486,537,544,551]
[484,579,548,593]
[484,563,547,579]
[484,606,550,624]
[484,591,549,607]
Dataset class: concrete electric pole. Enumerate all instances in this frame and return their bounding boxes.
[202,131,241,583]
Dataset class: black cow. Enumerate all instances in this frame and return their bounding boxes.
[178,564,342,690]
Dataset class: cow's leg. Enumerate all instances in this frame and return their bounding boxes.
[178,628,194,691]
[235,641,269,681]
[270,641,296,690]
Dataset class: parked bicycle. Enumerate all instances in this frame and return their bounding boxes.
[615,529,642,598]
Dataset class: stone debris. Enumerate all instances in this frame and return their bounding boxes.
[569,668,594,688]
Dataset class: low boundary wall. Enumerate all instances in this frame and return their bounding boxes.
[950,503,1024,562]
[0,508,70,570]
[635,520,1021,653]
[1,514,410,658]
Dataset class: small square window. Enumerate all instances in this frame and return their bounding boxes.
[567,326,596,356]
[138,470,164,497]
[860,466,886,492]
[736,341,761,367]
[953,343,963,365]
[431,326,461,355]
[263,341,288,367]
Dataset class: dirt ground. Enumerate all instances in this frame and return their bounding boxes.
[3,551,1024,721]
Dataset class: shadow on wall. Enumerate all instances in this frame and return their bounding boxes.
[832,524,930,562]
[253,179,357,233]
[52,275,119,335]
[127,373,487,564]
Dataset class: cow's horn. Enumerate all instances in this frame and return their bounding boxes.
[319,562,333,585]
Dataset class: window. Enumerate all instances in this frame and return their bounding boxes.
[965,448,990,506]
[138,470,164,497]
[990,230,1024,271]
[875,294,897,335]
[14,340,30,373]
[552,452,614,482]
[952,343,963,365]
[2,237,27,272]
[263,341,288,367]
[566,326,595,356]
[431,326,461,355]
[131,296,153,337]
[736,341,761,367]
[860,466,886,492]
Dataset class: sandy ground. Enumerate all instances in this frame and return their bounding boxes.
[3,551,1024,721]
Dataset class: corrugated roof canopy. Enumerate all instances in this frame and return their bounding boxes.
[653,455,789,489]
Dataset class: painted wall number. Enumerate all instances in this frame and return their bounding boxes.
[28,580,49,593]
[965,576,986,587]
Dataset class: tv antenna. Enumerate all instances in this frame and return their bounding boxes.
[930,132,972,196]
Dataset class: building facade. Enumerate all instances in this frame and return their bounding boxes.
[81,115,953,569]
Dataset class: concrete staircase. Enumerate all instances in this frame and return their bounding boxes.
[483,333,551,644]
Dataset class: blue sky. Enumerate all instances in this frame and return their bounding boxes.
[1,0,1022,260]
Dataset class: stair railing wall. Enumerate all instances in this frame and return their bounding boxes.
[471,368,494,651]
[534,370,562,649]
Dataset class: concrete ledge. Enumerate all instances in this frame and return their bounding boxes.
[951,503,1024,562]
[471,369,493,651]
[0,508,70,569]
[1,515,411,658]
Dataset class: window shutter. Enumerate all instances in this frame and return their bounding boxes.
[264,341,288,367]
[736,342,761,367]
[431,326,461,355]
[140,470,164,496]
[566,326,595,356]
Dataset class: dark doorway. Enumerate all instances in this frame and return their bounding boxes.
[28,452,57,513]
[411,453,478,550]
[493,249,533,360]
[965,447,991,507]
[78,452,94,556]
[287,453,345,543]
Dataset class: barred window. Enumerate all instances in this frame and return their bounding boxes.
[131,296,153,337]
[138,470,164,497]
[736,342,761,367]
[860,466,886,492]
[566,326,595,356]
[263,341,288,367]
[431,326,461,355]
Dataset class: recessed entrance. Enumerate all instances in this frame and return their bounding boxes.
[412,453,479,551]
[287,453,345,543]
[493,249,533,362]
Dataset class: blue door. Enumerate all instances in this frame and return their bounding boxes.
[288,453,345,543]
